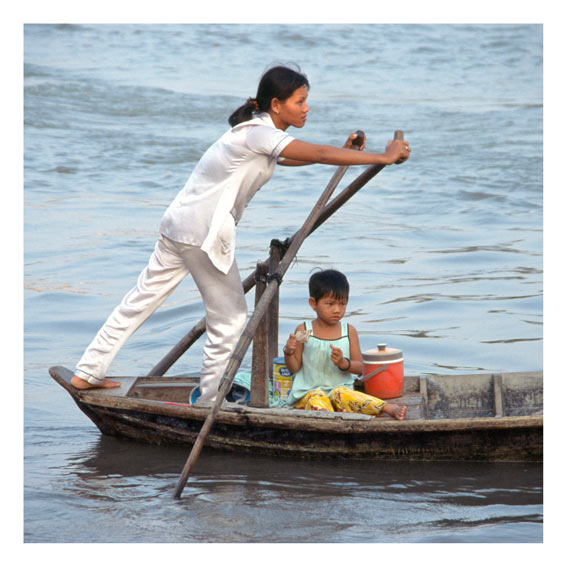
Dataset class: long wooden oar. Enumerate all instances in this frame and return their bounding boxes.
[149,131,403,377]
[148,132,362,378]
[172,135,370,499]
[173,131,405,498]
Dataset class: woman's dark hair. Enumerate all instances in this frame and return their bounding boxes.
[309,269,350,303]
[228,64,309,127]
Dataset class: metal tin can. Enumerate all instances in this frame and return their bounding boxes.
[272,357,294,401]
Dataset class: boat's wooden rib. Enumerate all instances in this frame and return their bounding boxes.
[50,366,542,461]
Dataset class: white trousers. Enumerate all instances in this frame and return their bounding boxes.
[74,235,247,401]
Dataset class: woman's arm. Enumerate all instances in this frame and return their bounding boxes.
[278,156,313,167]
[279,132,368,167]
[280,137,409,167]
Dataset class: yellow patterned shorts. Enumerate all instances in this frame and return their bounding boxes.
[294,386,386,415]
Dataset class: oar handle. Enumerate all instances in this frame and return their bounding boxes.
[394,130,405,163]
[352,130,365,148]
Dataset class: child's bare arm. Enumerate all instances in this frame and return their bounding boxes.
[347,325,364,375]
[283,325,305,374]
[330,325,364,375]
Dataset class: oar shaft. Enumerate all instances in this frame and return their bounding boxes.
[149,156,352,378]
[150,142,390,377]
[173,130,405,498]
[173,147,353,499]
[172,279,280,499]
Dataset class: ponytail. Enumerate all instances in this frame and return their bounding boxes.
[228,98,260,127]
[228,64,309,127]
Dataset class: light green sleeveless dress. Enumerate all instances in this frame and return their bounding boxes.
[286,320,354,406]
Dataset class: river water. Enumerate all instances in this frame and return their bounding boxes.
[23,24,544,547]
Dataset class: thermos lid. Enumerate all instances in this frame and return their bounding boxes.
[363,343,403,363]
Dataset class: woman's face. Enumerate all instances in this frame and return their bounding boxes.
[270,85,309,130]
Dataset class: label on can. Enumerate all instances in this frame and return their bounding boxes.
[273,357,294,401]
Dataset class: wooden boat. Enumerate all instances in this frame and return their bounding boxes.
[50,151,543,471]
[49,366,542,461]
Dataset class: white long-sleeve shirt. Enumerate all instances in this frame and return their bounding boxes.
[159,112,294,273]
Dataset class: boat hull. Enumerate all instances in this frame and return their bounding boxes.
[50,366,543,462]
[79,402,542,461]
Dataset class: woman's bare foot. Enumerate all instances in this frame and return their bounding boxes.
[383,403,406,421]
[71,375,121,390]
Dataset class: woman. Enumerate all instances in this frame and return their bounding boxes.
[71,64,410,402]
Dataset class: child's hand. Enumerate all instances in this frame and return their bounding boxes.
[294,328,312,343]
[330,344,344,367]
[284,334,297,356]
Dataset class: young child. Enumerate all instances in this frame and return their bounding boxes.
[284,270,406,420]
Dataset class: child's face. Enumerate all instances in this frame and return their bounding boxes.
[310,293,348,325]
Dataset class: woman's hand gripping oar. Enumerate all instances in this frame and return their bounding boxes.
[172,131,365,499]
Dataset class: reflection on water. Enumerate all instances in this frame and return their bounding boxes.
[24,434,543,543]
